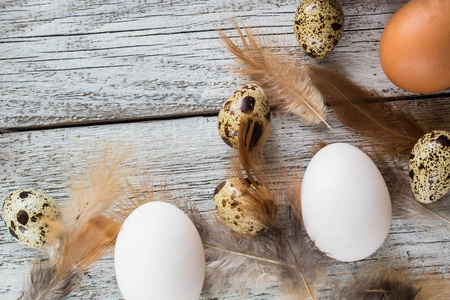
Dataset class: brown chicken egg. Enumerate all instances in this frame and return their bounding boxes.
[218,84,270,148]
[379,0,450,93]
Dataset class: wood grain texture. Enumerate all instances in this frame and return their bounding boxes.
[1,0,429,129]
[1,99,449,299]
[1,0,449,299]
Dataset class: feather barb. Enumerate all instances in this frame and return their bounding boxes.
[307,65,425,158]
[219,22,330,128]
[40,216,121,300]
[235,117,316,299]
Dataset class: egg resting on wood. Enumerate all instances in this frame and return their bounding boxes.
[218,84,270,148]
[114,202,205,300]
[2,189,61,249]
[301,143,391,262]
[409,131,450,204]
[379,0,450,93]
[214,178,269,235]
[294,0,344,59]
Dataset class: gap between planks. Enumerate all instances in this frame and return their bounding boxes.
[2,92,449,133]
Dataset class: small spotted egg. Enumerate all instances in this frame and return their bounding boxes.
[294,0,344,59]
[218,84,270,148]
[409,130,450,203]
[214,178,268,235]
[2,189,61,249]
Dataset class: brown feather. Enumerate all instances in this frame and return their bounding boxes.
[109,177,168,222]
[219,22,329,128]
[54,216,121,281]
[281,168,328,299]
[112,180,298,297]
[213,116,321,299]
[65,145,134,227]
[231,115,278,229]
[237,114,271,176]
[309,140,329,157]
[21,146,136,300]
[305,67,450,220]
[331,263,450,300]
[307,65,425,159]
[188,195,325,299]
[21,216,121,300]
[19,261,77,300]
[188,206,293,297]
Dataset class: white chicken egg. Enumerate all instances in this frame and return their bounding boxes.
[114,201,205,300]
[301,143,392,262]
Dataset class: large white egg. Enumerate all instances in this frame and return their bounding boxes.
[114,201,205,300]
[301,143,391,262]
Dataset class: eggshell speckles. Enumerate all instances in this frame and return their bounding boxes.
[218,84,270,148]
[294,0,344,59]
[2,189,61,249]
[114,201,205,300]
[301,143,392,262]
[409,131,450,204]
[214,178,268,235]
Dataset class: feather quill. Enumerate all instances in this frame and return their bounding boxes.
[306,66,450,220]
[219,22,329,128]
[20,146,135,300]
[109,178,286,298]
[306,65,425,158]
[20,217,122,300]
[233,115,278,229]
[202,115,324,299]
[189,208,292,297]
[188,192,325,299]
[117,177,295,297]
[237,116,324,299]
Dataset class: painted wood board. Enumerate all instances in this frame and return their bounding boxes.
[2,0,435,129]
[1,0,449,299]
[1,103,449,299]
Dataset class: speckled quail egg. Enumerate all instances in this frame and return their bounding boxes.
[2,189,61,249]
[218,84,270,148]
[214,178,269,235]
[409,131,450,203]
[294,0,344,59]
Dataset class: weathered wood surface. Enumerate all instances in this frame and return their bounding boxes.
[1,0,449,299]
[1,106,449,299]
[2,0,444,129]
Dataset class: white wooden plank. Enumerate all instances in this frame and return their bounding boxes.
[1,0,431,129]
[1,105,449,299]
[1,0,449,299]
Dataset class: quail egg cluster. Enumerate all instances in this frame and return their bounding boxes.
[2,189,61,249]
[214,178,269,235]
[409,130,450,203]
[294,0,344,59]
[218,84,270,148]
